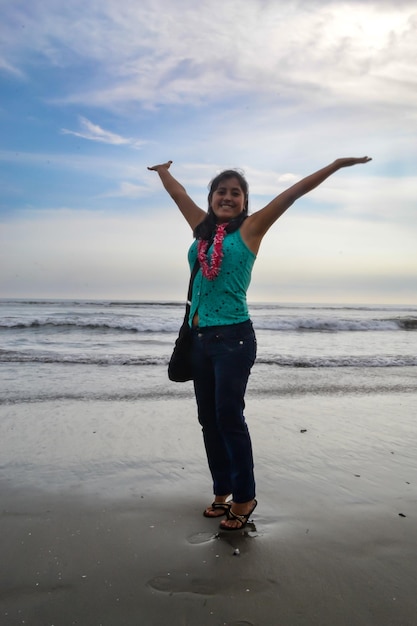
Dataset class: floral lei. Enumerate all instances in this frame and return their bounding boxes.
[197,222,229,280]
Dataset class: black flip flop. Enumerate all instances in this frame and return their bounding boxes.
[203,501,232,518]
[219,499,257,530]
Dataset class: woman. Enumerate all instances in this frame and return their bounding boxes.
[148,156,371,530]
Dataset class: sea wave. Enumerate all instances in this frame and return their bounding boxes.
[0,350,165,366]
[256,317,417,331]
[258,355,417,367]
[0,318,179,333]
[1,316,416,332]
[1,349,416,368]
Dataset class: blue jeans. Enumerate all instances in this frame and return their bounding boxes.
[191,320,257,503]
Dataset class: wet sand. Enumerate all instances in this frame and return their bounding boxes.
[1,394,416,625]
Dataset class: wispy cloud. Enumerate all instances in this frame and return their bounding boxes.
[101,181,153,199]
[0,57,25,79]
[61,117,145,148]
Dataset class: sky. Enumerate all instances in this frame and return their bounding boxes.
[1,0,416,304]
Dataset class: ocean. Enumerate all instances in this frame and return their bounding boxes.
[2,299,417,626]
[1,299,416,405]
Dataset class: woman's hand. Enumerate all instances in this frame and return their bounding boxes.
[147,160,173,172]
[146,159,205,229]
[333,156,372,168]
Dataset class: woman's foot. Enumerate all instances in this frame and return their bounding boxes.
[203,495,232,518]
[219,499,257,530]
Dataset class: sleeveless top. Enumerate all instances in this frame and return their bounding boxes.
[187,229,256,327]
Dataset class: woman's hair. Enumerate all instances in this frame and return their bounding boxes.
[193,169,249,240]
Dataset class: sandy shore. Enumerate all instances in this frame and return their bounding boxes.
[1,394,416,625]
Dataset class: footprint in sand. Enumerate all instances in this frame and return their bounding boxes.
[147,572,272,596]
[186,531,217,544]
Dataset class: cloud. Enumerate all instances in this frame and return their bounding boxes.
[251,210,417,303]
[102,181,153,199]
[2,196,416,303]
[61,116,145,147]
[0,149,143,187]
[0,57,25,79]
[0,207,193,299]
[3,1,416,113]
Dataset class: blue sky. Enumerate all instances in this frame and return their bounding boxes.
[1,0,416,303]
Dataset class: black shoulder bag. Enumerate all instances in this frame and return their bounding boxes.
[168,260,200,382]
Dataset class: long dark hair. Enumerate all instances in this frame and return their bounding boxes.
[193,169,249,240]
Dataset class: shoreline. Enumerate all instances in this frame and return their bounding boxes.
[1,393,416,625]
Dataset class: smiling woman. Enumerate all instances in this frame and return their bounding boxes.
[147,156,371,530]
[193,170,249,240]
[211,178,246,221]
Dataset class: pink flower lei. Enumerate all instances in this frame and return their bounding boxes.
[197,222,229,280]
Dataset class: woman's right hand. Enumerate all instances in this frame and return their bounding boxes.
[147,160,173,172]
[146,159,205,229]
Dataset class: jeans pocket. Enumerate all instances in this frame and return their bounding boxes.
[223,332,257,364]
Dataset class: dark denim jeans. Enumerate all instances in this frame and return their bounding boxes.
[191,320,257,503]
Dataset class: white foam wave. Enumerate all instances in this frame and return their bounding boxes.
[1,350,416,368]
[1,315,415,333]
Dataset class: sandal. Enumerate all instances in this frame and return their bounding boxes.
[219,499,257,530]
[203,501,232,518]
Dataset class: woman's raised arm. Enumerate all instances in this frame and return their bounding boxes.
[242,157,372,254]
[148,160,206,230]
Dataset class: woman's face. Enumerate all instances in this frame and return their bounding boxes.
[210,177,246,223]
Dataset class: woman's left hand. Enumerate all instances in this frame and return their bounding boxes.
[334,156,372,168]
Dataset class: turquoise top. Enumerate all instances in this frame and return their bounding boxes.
[187,229,256,327]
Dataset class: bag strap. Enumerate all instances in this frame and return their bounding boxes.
[187,259,200,302]
[184,259,200,322]
[184,234,213,322]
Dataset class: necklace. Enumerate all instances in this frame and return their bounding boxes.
[197,222,229,280]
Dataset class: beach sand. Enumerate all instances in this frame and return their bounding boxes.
[1,393,416,625]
